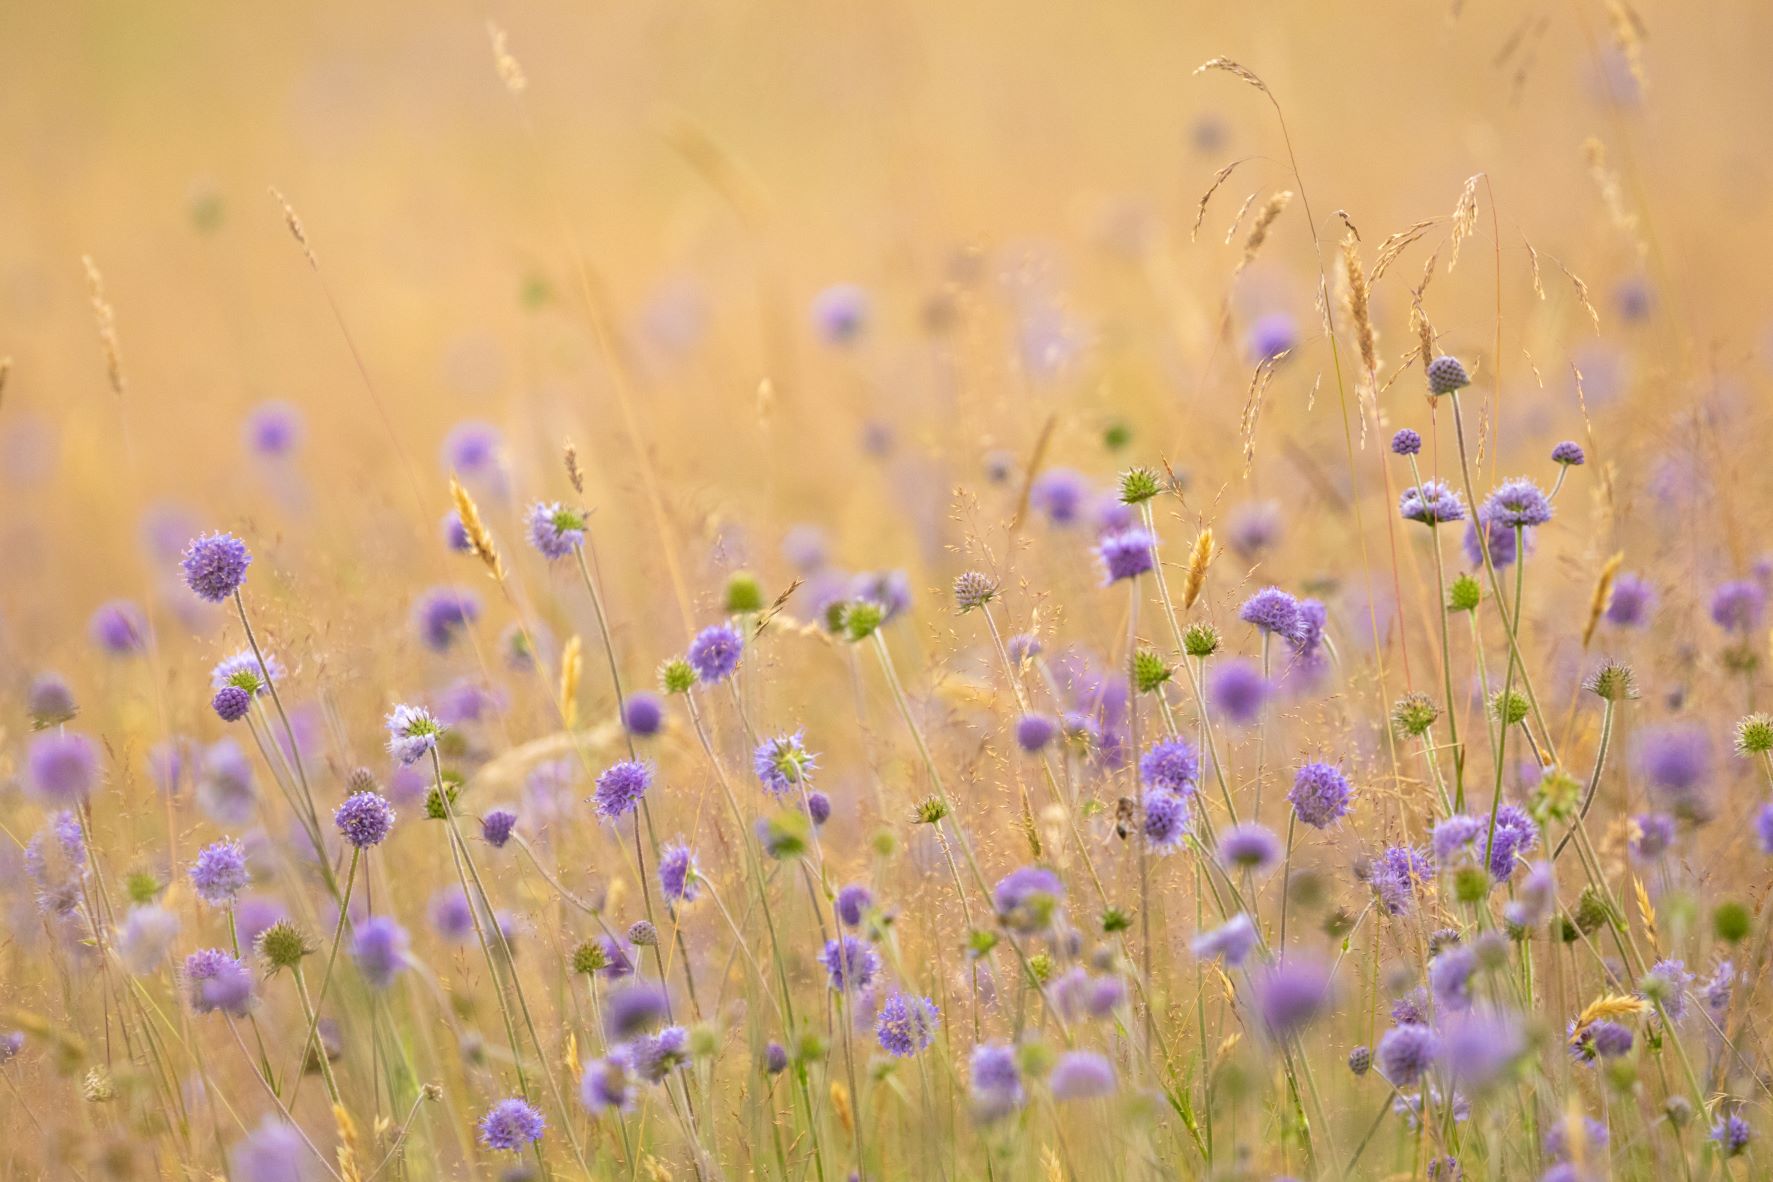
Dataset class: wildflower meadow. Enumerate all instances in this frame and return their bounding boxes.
[4,3,1773,1179]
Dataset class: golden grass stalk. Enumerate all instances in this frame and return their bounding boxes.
[1446,173,1483,272]
[1182,528,1215,610]
[449,475,506,581]
[80,256,126,397]
[559,635,583,730]
[333,1103,364,1182]
[487,22,527,93]
[1568,994,1646,1047]
[268,187,318,269]
[1582,551,1625,648]
[1340,231,1378,376]
[1236,190,1294,276]
[564,438,585,494]
[1192,158,1251,241]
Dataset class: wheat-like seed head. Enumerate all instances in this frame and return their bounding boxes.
[1583,551,1625,648]
[559,635,583,729]
[1183,528,1215,610]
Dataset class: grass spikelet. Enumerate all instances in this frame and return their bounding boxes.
[1583,551,1625,648]
[1192,158,1252,241]
[1340,231,1379,376]
[1446,172,1483,272]
[1182,527,1215,610]
[1041,1144,1065,1182]
[268,186,317,269]
[564,438,585,494]
[1522,234,1547,301]
[1555,256,1601,332]
[1603,0,1647,90]
[449,475,506,580]
[1632,874,1657,947]
[559,635,583,729]
[1193,57,1272,98]
[487,22,528,93]
[1370,219,1436,283]
[830,1080,854,1135]
[333,1103,364,1182]
[80,256,125,397]
[1236,190,1294,276]
[1569,995,1646,1046]
[1582,136,1643,255]
[1240,350,1286,474]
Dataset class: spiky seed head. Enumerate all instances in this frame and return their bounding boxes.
[1723,642,1760,675]
[1574,886,1615,935]
[952,571,998,613]
[842,600,884,642]
[424,776,462,821]
[1736,713,1773,756]
[1391,692,1440,738]
[1133,648,1172,694]
[627,920,658,947]
[1490,689,1530,726]
[346,767,378,794]
[1025,952,1054,985]
[1103,420,1132,451]
[256,919,314,971]
[1529,766,1582,825]
[967,929,999,959]
[1182,622,1221,658]
[725,571,765,614]
[658,657,697,695]
[420,1082,444,1102]
[570,939,609,976]
[1447,573,1483,613]
[1452,865,1491,904]
[1714,900,1752,943]
[1427,355,1471,396]
[1118,466,1162,505]
[124,870,161,905]
[1583,662,1639,703]
[913,796,950,825]
[1100,906,1132,934]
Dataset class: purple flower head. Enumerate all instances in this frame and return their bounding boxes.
[1016,713,1057,752]
[1635,724,1711,818]
[1757,804,1773,855]
[1430,946,1477,1012]
[782,523,829,573]
[1191,913,1257,967]
[1463,516,1520,568]
[622,1026,691,1083]
[181,533,252,603]
[210,650,285,697]
[1288,761,1352,829]
[970,1043,1025,1119]
[384,704,445,766]
[836,884,873,927]
[429,887,475,943]
[1426,355,1471,395]
[580,1056,636,1113]
[350,917,410,989]
[1544,1115,1609,1164]
[818,935,880,992]
[992,867,1064,934]
[412,586,481,652]
[1049,1050,1117,1101]
[1481,478,1554,529]
[1642,958,1694,1021]
[754,731,818,796]
[1371,845,1432,915]
[593,760,653,820]
[605,981,671,1040]
[810,282,869,345]
[441,510,473,554]
[1505,861,1557,928]
[1631,812,1676,860]
[658,842,700,904]
[1097,528,1155,583]
[1218,822,1281,873]
[1227,499,1282,559]
[1254,957,1333,1040]
[688,624,744,683]
[1605,572,1654,627]
[212,686,251,722]
[234,897,286,950]
[1377,1023,1439,1086]
[190,838,250,905]
[525,501,586,560]
[478,1098,545,1152]
[1247,312,1296,362]
[229,1119,311,1182]
[89,600,147,656]
[25,811,87,906]
[875,991,940,1056]
[184,948,256,1016]
[1401,481,1467,526]
[1487,805,1539,880]
[1239,586,1303,643]
[1030,468,1088,527]
[244,401,302,458]
[1712,1113,1751,1158]
[27,731,99,804]
[27,673,78,729]
[334,791,395,848]
[623,693,665,737]
[1391,428,1423,456]
[805,790,831,826]
[1551,440,1586,466]
[1710,579,1766,633]
[479,808,517,848]
[1291,598,1328,664]
[851,569,912,621]
[1206,659,1270,726]
[1440,1010,1525,1093]
[441,421,505,485]
[1140,738,1200,795]
[1142,790,1190,853]
[1569,1018,1633,1062]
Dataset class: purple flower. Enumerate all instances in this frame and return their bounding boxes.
[1463,516,1520,568]
[970,1043,1025,1119]
[810,282,869,345]
[429,887,475,943]
[526,501,586,560]
[1757,804,1773,855]
[1217,822,1281,873]
[992,867,1064,934]
[1430,946,1477,1012]
[1246,312,1296,362]
[89,600,147,655]
[1288,761,1352,828]
[210,650,284,696]
[184,948,256,1016]
[441,421,505,485]
[1371,845,1432,915]
[228,1119,311,1182]
[244,401,302,458]
[623,693,665,737]
[1569,1018,1633,1062]
[190,838,250,905]
[754,731,818,796]
[1631,812,1676,859]
[658,842,700,904]
[1543,1115,1609,1163]
[806,791,831,826]
[623,1026,691,1083]
[819,935,880,992]
[1048,1051,1116,1101]
[1391,428,1422,456]
[384,704,444,766]
[1097,528,1155,583]
[1030,468,1088,527]
[1139,738,1200,795]
[334,792,396,848]
[1481,478,1554,528]
[1440,1010,1525,1093]
[1711,1113,1751,1158]
[212,686,251,722]
[350,917,410,989]
[875,991,940,1056]
[1191,913,1257,967]
[1016,713,1057,752]
[1206,659,1270,726]
[1486,805,1539,880]
[1239,586,1303,642]
[1142,791,1190,853]
[1710,579,1766,633]
[593,760,653,819]
[1254,957,1333,1039]
[1426,355,1470,395]
[26,673,78,729]
[412,586,481,652]
[688,624,744,683]
[1227,499,1282,559]
[479,809,517,848]
[1377,1023,1439,1086]
[1400,481,1467,525]
[1551,440,1586,466]
[833,884,873,927]
[27,731,99,804]
[1504,861,1557,928]
[580,1056,636,1113]
[1642,958,1694,1021]
[441,510,473,554]
[181,533,252,602]
[605,982,671,1040]
[1605,572,1654,627]
[1636,724,1711,818]
[478,1098,545,1152]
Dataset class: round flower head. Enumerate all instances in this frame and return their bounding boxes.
[1400,481,1467,525]
[1142,790,1190,853]
[580,1055,637,1113]
[1239,586,1302,643]
[181,532,252,602]
[441,510,473,553]
[1463,515,1520,568]
[229,1119,310,1182]
[350,916,410,989]
[1097,528,1155,583]
[1630,811,1676,861]
[1430,946,1477,1012]
[1710,579,1767,633]
[1191,913,1258,967]
[1254,957,1333,1039]
[334,792,395,849]
[27,673,79,729]
[1377,1023,1440,1086]
[1551,440,1586,466]
[190,838,250,906]
[836,883,873,927]
[593,760,652,819]
[1247,311,1296,362]
[1049,1051,1116,1101]
[243,400,302,458]
[478,1098,545,1152]
[805,790,832,826]
[412,586,481,652]
[1140,737,1200,795]
[992,866,1064,934]
[811,282,869,345]
[526,501,586,560]
[1390,428,1423,457]
[441,420,505,484]
[1480,478,1554,529]
[27,731,99,804]
[754,731,818,796]
[875,991,940,1056]
[89,600,147,656]
[385,704,445,766]
[210,650,285,698]
[623,1026,692,1083]
[818,935,880,992]
[1605,572,1654,627]
[622,692,665,737]
[184,948,255,1016]
[604,981,671,1040]
[1218,822,1281,873]
[1569,1018,1633,1062]
[658,842,700,904]
[1207,659,1270,726]
[1505,860,1558,928]
[1486,804,1539,880]
[1712,1113,1751,1158]
[212,686,251,722]
[1426,355,1470,396]
[1371,845,1432,915]
[687,623,743,683]
[1030,468,1088,526]
[952,570,998,611]
[1288,762,1352,829]
[1641,958,1694,1021]
[1015,713,1057,752]
[970,1043,1025,1119]
[481,808,517,848]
